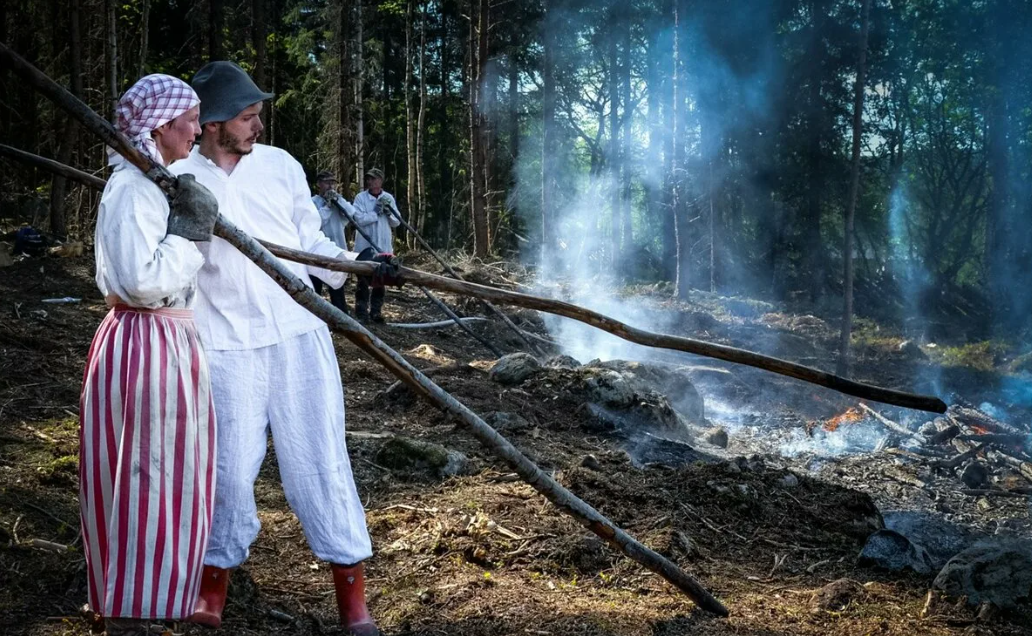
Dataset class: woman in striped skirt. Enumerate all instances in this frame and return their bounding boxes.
[80,75,220,635]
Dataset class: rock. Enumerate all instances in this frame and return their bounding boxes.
[897,340,928,361]
[544,354,581,369]
[701,426,729,448]
[779,473,800,489]
[883,511,972,569]
[859,529,935,575]
[580,454,601,471]
[961,461,991,489]
[933,542,1032,608]
[489,353,542,385]
[484,411,532,432]
[585,360,705,425]
[375,437,470,477]
[1007,352,1032,374]
[0,243,13,268]
[811,578,866,612]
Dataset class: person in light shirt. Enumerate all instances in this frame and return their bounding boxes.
[169,61,378,636]
[310,169,355,313]
[82,74,220,636]
[348,168,400,323]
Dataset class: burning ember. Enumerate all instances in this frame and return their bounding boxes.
[822,407,866,432]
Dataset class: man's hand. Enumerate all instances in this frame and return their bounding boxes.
[357,247,403,287]
[374,193,396,216]
[167,174,218,242]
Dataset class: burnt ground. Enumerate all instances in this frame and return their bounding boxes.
[1,252,1031,636]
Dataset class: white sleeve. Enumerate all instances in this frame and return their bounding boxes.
[98,177,204,306]
[289,161,357,288]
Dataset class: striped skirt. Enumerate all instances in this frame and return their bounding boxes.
[79,305,216,620]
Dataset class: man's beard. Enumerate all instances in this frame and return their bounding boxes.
[217,125,256,156]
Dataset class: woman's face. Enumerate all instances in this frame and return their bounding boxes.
[153,106,201,164]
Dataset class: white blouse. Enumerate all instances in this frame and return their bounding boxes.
[94,162,204,309]
[170,144,358,351]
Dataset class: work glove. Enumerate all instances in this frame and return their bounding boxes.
[167,174,219,242]
[374,193,396,216]
[357,247,404,288]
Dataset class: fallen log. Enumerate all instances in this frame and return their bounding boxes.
[388,317,488,329]
[959,488,1032,498]
[0,40,728,616]
[956,433,1028,448]
[948,406,1025,437]
[1,146,948,415]
[931,443,987,470]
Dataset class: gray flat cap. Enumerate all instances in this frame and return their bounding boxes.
[192,61,274,124]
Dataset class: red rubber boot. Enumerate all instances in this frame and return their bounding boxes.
[189,565,230,628]
[331,563,379,636]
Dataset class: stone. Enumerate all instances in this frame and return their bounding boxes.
[811,578,865,612]
[933,542,1032,608]
[375,437,470,478]
[489,353,542,385]
[580,454,601,471]
[961,461,991,489]
[484,411,532,433]
[858,529,935,575]
[544,354,581,369]
[701,426,729,448]
[779,473,800,489]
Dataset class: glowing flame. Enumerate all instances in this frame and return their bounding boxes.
[822,407,865,432]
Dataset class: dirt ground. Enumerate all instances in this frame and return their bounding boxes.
[2,253,1031,636]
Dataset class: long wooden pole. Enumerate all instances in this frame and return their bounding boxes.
[0,141,948,415]
[0,41,729,616]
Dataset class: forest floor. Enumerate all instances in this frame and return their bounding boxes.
[2,251,1031,636]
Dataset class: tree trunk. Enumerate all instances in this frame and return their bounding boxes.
[607,15,620,266]
[836,0,871,377]
[405,0,416,248]
[469,0,490,258]
[415,0,427,243]
[49,0,83,238]
[672,0,690,299]
[252,0,268,129]
[138,0,149,76]
[354,0,364,185]
[105,0,118,123]
[540,0,557,264]
[209,0,224,60]
[619,13,632,255]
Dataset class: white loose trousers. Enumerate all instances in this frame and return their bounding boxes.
[203,327,372,568]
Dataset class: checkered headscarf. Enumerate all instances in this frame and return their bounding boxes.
[109,74,199,166]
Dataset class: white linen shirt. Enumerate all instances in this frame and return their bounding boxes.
[170,144,357,351]
[312,193,355,251]
[350,189,401,254]
[94,162,204,308]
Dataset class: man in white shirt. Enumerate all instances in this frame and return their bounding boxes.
[169,61,378,636]
[310,170,353,313]
[349,168,400,323]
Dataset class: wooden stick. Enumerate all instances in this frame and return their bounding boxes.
[265,241,947,413]
[3,150,948,415]
[857,402,927,444]
[0,41,728,616]
[0,143,107,190]
[385,204,545,354]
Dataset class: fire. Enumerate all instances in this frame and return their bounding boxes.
[823,407,865,432]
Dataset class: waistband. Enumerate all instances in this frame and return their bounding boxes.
[112,304,194,320]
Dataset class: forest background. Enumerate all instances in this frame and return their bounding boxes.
[2,0,1031,361]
